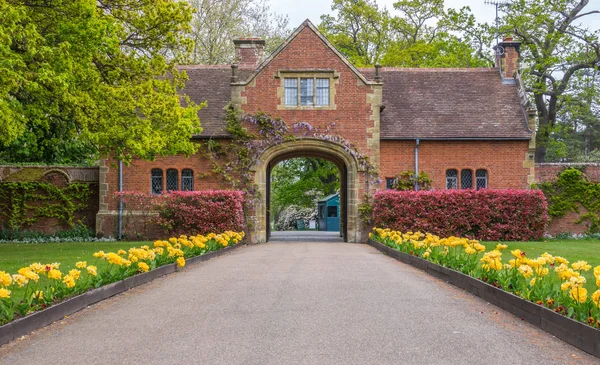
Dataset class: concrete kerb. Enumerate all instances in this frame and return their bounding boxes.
[0,242,246,347]
[367,239,600,358]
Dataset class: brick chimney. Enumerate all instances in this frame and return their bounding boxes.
[233,38,265,68]
[494,36,521,79]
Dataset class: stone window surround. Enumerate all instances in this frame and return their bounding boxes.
[276,70,339,111]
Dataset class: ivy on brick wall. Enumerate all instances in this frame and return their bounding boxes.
[0,182,92,230]
[201,105,379,228]
[536,168,600,233]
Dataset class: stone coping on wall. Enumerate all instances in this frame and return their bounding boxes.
[367,239,600,358]
[0,165,99,183]
[0,242,246,347]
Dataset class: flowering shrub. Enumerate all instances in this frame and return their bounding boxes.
[372,189,549,241]
[370,228,600,328]
[275,205,317,231]
[0,231,244,325]
[154,190,245,236]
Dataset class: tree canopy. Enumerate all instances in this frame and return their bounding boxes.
[271,157,340,226]
[501,0,600,162]
[0,0,202,164]
[319,0,494,67]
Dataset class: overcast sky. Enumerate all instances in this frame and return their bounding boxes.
[270,0,599,32]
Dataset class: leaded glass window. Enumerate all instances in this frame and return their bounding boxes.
[182,169,194,191]
[476,169,488,190]
[446,169,458,190]
[300,78,314,106]
[166,169,178,192]
[284,78,298,106]
[316,78,329,106]
[385,178,395,189]
[282,76,330,107]
[151,169,163,195]
[461,169,473,189]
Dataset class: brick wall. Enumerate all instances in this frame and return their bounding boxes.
[0,165,99,234]
[535,163,600,183]
[535,163,600,235]
[240,26,380,170]
[97,151,226,238]
[380,140,530,190]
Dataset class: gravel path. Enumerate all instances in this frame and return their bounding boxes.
[0,242,598,365]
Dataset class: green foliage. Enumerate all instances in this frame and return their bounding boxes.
[0,223,95,243]
[319,0,493,67]
[271,158,339,209]
[500,0,600,162]
[271,158,340,224]
[390,170,432,191]
[358,202,373,224]
[537,168,600,233]
[0,182,92,230]
[0,0,202,164]
[319,0,390,66]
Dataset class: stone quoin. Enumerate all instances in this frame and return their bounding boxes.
[96,20,535,243]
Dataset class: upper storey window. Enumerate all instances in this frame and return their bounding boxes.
[283,77,330,107]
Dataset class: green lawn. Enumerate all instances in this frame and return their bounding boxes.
[0,241,150,274]
[482,239,600,268]
[483,239,600,291]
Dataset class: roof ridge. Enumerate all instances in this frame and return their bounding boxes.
[359,67,497,72]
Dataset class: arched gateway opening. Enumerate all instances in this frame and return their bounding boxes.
[251,139,360,243]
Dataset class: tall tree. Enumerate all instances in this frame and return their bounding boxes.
[186,0,290,65]
[319,0,493,67]
[545,69,600,162]
[0,0,201,164]
[501,0,600,162]
[319,0,391,67]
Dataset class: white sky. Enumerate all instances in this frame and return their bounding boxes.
[270,0,599,33]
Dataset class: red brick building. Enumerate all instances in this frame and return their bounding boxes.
[96,21,536,243]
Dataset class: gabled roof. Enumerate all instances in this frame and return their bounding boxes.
[233,19,377,86]
[176,21,531,141]
[360,67,531,140]
[318,193,340,203]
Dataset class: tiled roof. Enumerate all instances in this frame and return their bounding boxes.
[360,67,531,139]
[178,65,252,137]
[178,65,531,140]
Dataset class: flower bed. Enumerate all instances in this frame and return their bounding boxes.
[370,228,600,328]
[0,231,244,325]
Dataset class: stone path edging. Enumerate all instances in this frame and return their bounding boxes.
[368,239,600,358]
[0,243,246,347]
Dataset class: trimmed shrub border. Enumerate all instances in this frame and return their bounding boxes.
[367,239,600,358]
[0,242,246,347]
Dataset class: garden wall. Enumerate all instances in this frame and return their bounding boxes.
[0,165,99,234]
[535,163,600,235]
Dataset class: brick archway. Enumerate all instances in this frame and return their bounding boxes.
[251,138,361,243]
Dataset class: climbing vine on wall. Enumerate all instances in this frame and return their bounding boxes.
[389,170,432,191]
[200,105,379,227]
[536,168,600,233]
[0,182,92,230]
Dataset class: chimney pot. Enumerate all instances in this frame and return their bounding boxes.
[494,36,521,79]
[374,63,382,83]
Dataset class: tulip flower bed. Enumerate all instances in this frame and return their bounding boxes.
[370,228,600,328]
[0,231,244,326]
